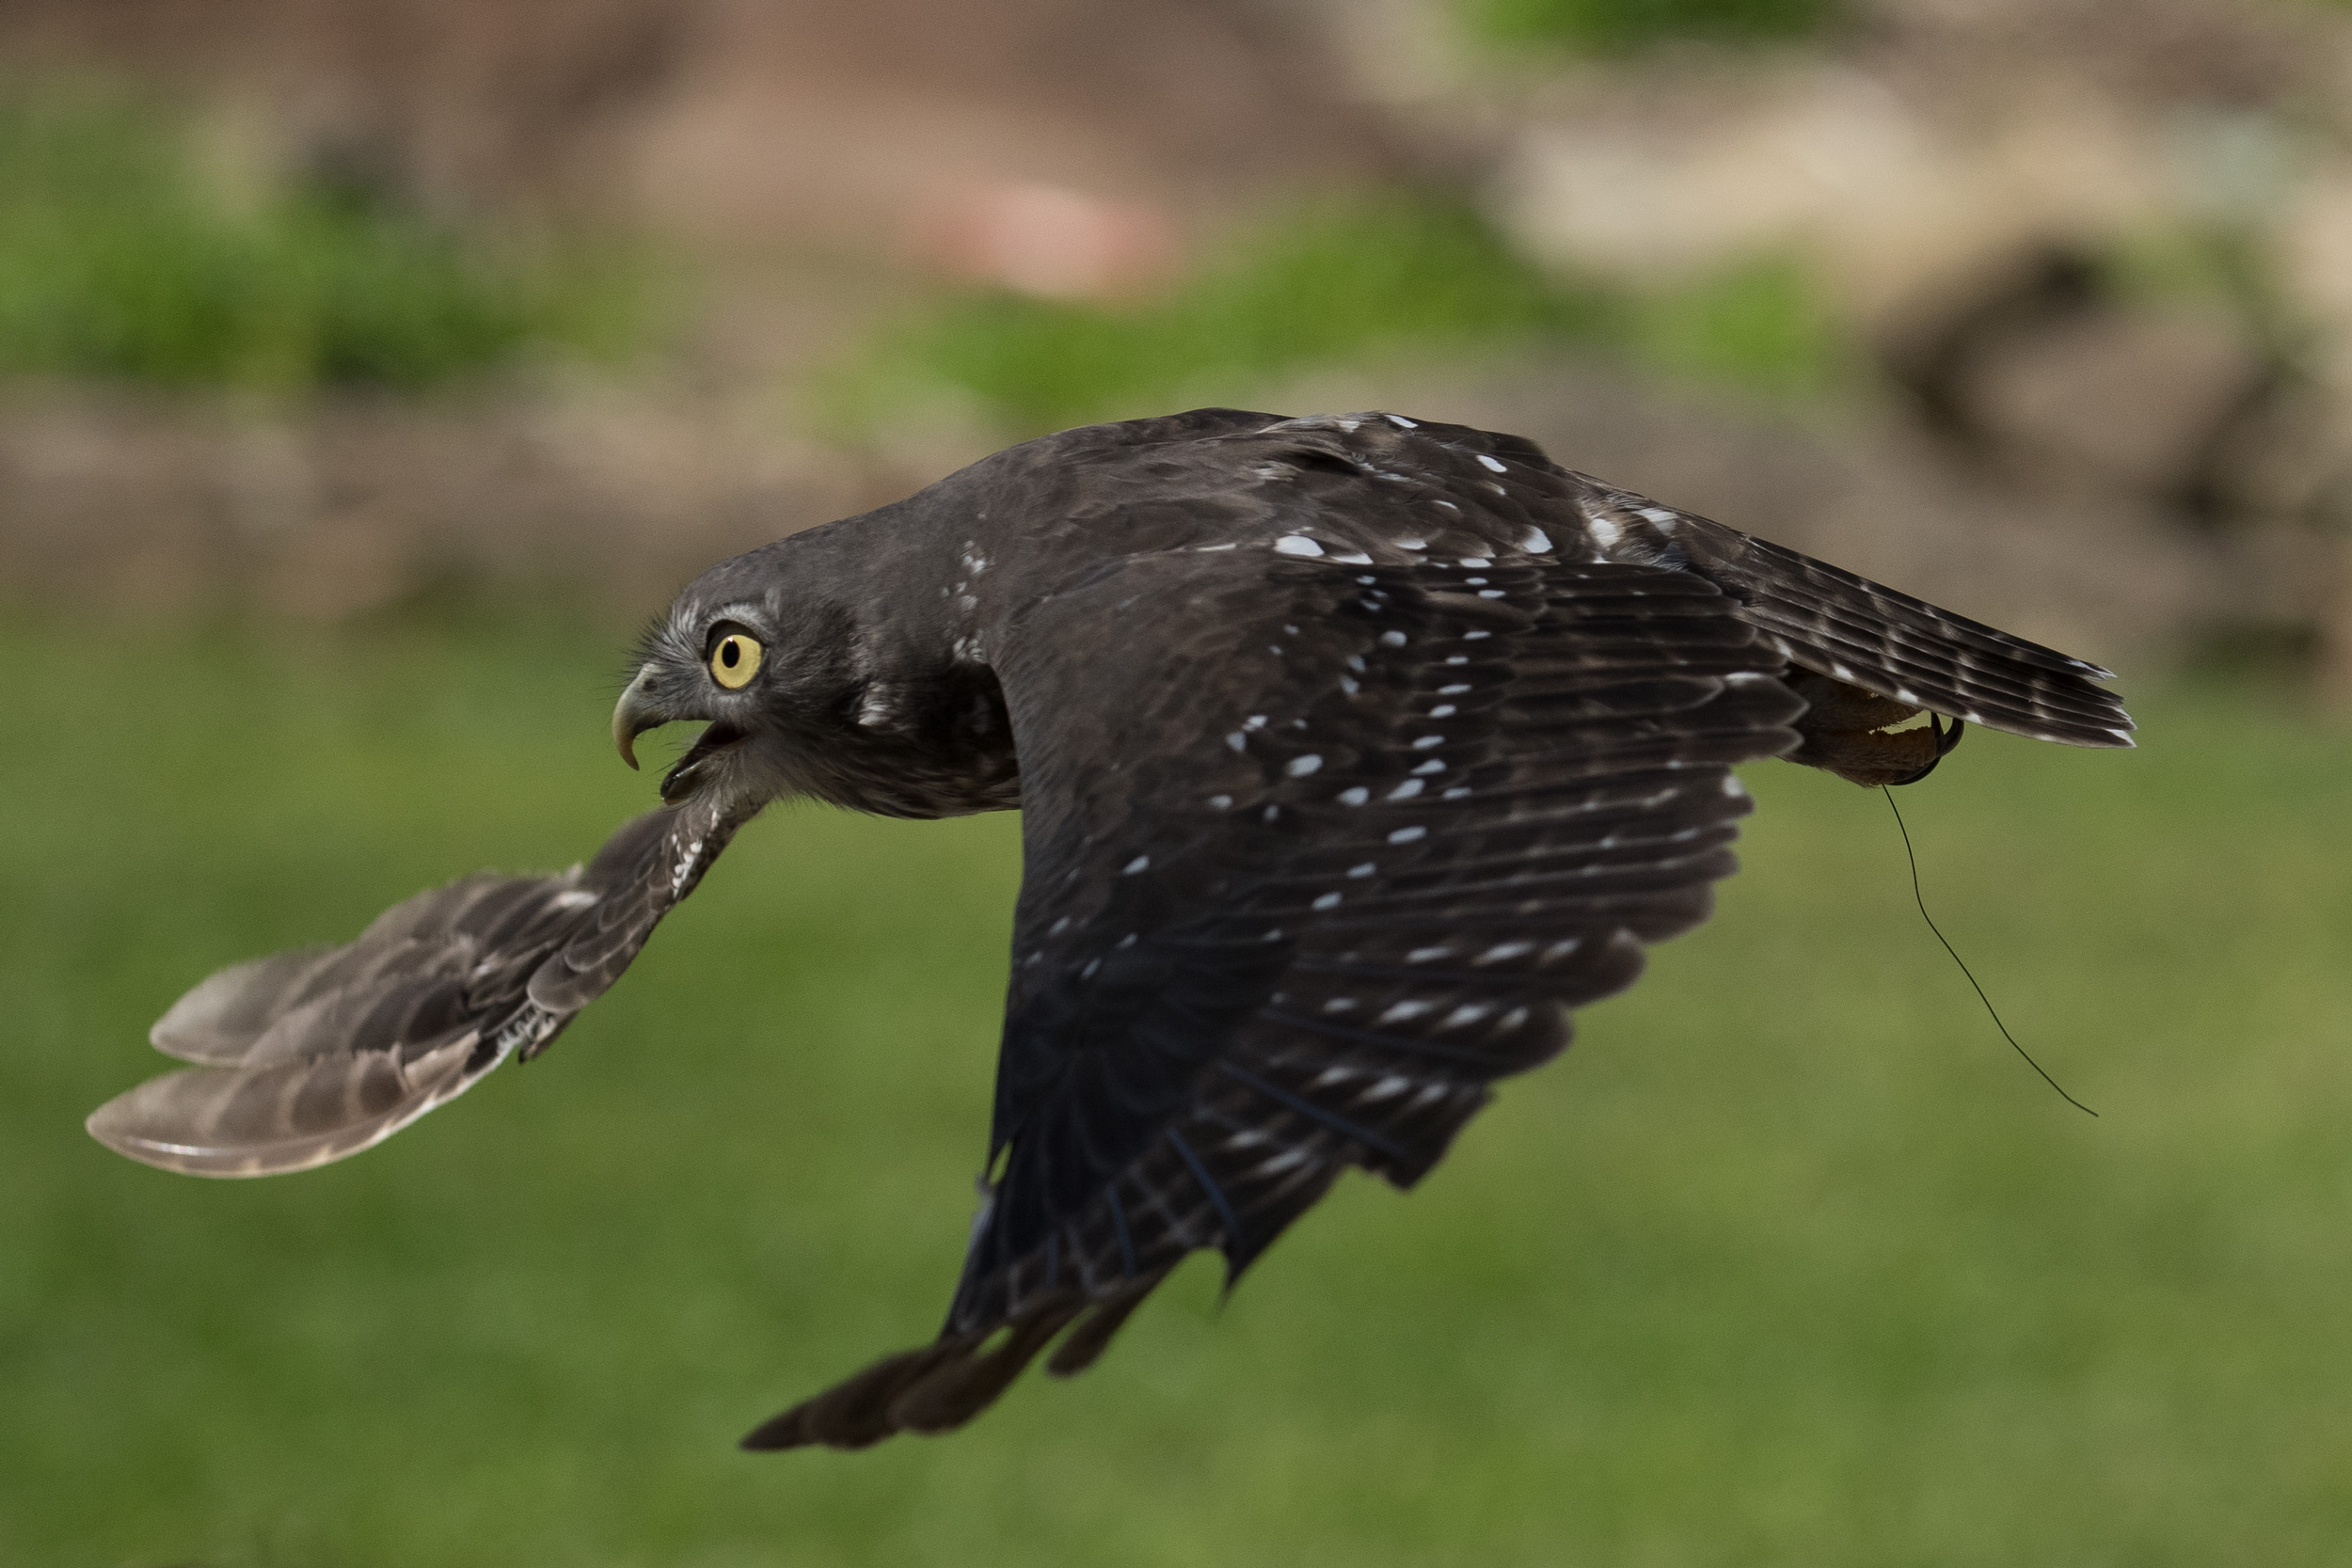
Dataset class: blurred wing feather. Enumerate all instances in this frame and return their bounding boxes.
[87,798,740,1178]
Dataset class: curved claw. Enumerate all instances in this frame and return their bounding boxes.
[1887,714,1965,786]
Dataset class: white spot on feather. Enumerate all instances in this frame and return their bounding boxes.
[1388,778,1423,800]
[1589,519,1622,549]
[1275,535,1324,558]
[1338,786,1370,806]
[1521,526,1553,552]
[1122,856,1152,876]
[1385,413,1418,429]
[1389,825,1427,844]
[1312,892,1343,911]
[1477,454,1507,473]
[1380,630,1407,648]
[550,889,598,911]
[1287,753,1324,777]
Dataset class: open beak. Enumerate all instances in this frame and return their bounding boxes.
[612,666,666,771]
[613,664,742,800]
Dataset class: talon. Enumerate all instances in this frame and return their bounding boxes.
[1785,673,1964,787]
[1887,714,1966,785]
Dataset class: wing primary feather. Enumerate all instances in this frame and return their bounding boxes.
[88,800,745,1177]
[1163,1127,1245,1252]
[1214,1060,1415,1162]
[1104,1181,1139,1278]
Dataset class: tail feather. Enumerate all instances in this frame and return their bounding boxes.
[1576,489,2136,750]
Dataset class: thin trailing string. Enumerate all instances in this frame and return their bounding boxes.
[1882,786,2097,1117]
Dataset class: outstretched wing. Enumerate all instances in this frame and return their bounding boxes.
[746,549,1807,1449]
[87,796,741,1177]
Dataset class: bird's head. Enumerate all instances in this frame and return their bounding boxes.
[612,547,863,803]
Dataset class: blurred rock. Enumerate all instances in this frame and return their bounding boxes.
[13,0,2352,689]
[0,0,1392,251]
[0,386,872,623]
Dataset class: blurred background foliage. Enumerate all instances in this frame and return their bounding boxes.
[822,200,1853,437]
[0,88,643,391]
[6,0,2352,1562]
[1470,0,1846,52]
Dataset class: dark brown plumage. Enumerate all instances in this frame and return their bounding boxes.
[87,409,2133,1449]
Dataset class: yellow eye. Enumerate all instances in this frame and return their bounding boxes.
[709,632,763,689]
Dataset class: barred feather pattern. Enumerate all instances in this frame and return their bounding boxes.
[743,553,1807,1449]
[86,405,2135,1452]
[86,798,740,1177]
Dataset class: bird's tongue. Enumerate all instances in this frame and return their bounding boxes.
[660,722,742,801]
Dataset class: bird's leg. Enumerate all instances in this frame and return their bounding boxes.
[1783,672,1964,786]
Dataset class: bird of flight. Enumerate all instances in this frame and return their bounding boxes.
[88,410,2134,1449]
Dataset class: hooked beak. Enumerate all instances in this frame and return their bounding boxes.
[612,666,666,771]
[613,664,742,800]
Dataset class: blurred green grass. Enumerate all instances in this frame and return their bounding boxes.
[0,89,642,391]
[4,612,2350,1567]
